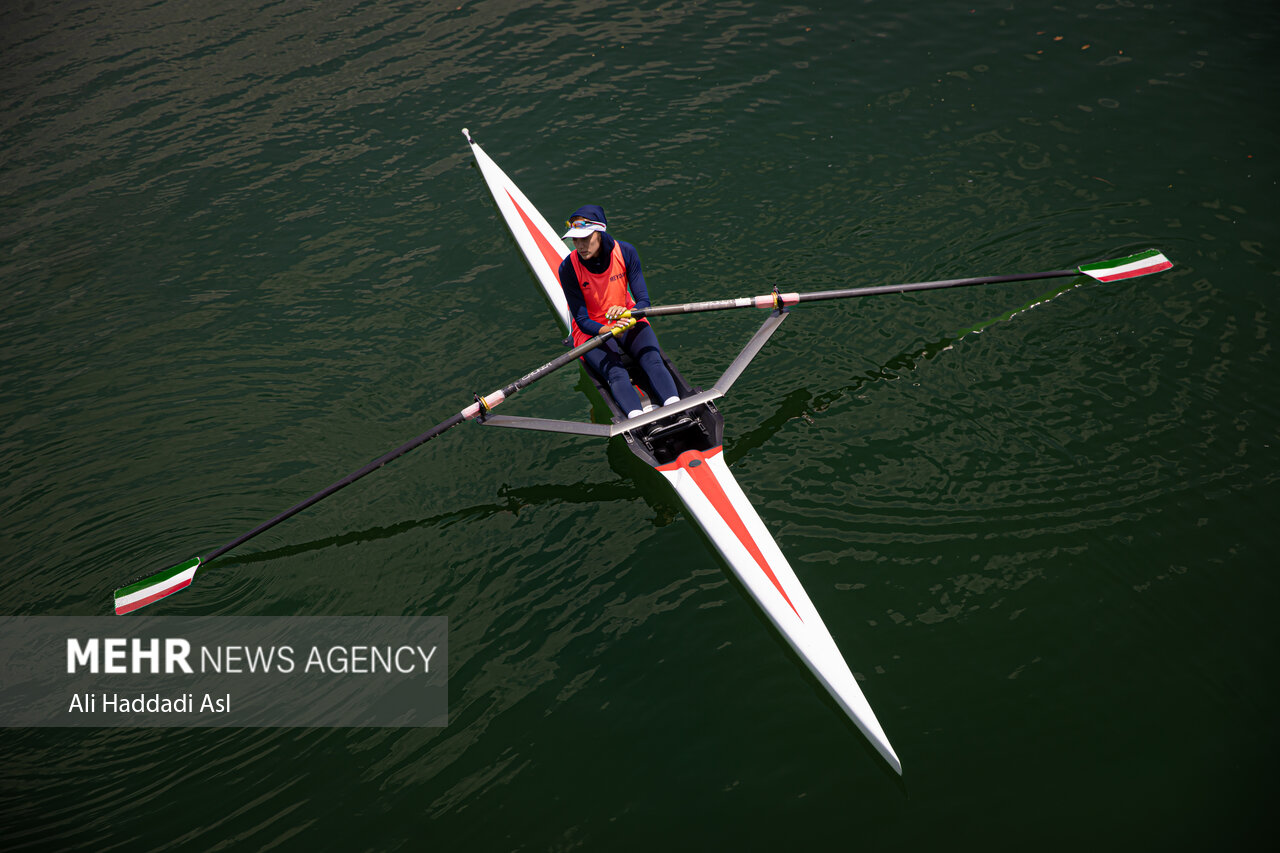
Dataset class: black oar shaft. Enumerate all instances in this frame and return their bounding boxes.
[793,269,1078,303]
[201,326,620,565]
[500,330,614,394]
[203,412,468,563]
[633,267,1081,319]
[636,297,749,317]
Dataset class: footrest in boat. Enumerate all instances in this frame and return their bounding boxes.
[644,416,696,441]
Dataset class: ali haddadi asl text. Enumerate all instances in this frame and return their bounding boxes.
[68,692,230,714]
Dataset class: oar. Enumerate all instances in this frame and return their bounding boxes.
[627,249,1173,318]
[112,321,641,615]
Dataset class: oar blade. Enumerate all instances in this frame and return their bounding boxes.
[1079,249,1172,282]
[114,557,202,615]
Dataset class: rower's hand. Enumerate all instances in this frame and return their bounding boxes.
[605,305,631,321]
[608,317,637,336]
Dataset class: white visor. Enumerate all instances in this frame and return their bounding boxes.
[562,220,606,239]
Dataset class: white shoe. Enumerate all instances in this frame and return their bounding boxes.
[626,409,643,419]
[662,395,681,406]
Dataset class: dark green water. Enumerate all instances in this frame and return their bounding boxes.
[3,0,1276,848]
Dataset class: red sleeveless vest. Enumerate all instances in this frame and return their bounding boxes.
[568,243,641,346]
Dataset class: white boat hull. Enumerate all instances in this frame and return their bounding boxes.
[656,447,900,772]
[463,128,901,774]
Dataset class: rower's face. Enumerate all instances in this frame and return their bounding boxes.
[572,231,602,261]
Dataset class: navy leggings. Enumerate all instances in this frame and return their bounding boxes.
[582,322,679,414]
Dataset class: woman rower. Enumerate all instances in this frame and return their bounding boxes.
[558,205,681,419]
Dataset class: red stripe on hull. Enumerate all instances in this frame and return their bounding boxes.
[505,189,566,278]
[114,578,192,615]
[659,448,803,621]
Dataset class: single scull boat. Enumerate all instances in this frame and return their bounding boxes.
[462,128,904,773]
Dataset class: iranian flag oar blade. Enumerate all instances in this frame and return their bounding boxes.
[1076,248,1172,282]
[629,249,1173,318]
[112,323,636,615]
[114,557,201,615]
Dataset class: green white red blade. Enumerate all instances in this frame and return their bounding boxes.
[1078,249,1172,282]
[114,557,201,614]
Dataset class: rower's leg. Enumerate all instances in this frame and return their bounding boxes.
[582,341,645,415]
[622,323,680,404]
